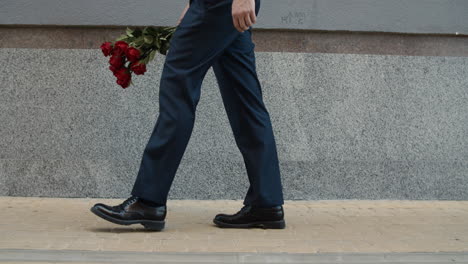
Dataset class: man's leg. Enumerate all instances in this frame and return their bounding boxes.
[131,0,247,205]
[211,2,284,208]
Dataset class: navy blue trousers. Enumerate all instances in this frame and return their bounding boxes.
[131,0,284,207]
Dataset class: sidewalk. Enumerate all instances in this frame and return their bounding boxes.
[0,197,467,263]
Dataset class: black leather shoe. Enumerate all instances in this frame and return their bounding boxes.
[90,196,166,231]
[213,205,286,229]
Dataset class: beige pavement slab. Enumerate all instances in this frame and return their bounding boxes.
[0,196,467,254]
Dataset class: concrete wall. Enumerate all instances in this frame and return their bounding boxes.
[1,0,467,34]
[1,48,467,200]
[1,0,467,200]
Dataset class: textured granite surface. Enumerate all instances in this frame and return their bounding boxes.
[0,48,467,200]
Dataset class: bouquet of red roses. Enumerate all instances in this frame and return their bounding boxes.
[100,26,177,88]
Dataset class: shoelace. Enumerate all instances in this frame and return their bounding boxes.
[120,195,138,209]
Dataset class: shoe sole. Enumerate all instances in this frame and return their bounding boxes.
[90,206,165,231]
[213,218,286,229]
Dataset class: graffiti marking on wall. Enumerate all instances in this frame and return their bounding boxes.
[281,11,307,25]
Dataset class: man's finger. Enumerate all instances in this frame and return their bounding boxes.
[238,14,248,31]
[233,15,241,32]
[249,10,256,24]
[244,12,253,29]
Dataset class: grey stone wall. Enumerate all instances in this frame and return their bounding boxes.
[1,0,467,35]
[0,48,467,200]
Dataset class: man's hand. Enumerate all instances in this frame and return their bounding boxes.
[232,0,256,32]
[177,2,190,26]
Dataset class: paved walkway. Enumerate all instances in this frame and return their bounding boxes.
[0,197,467,263]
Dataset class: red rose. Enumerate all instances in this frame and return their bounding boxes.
[100,42,113,57]
[115,68,132,88]
[117,78,131,88]
[112,41,129,56]
[125,47,141,63]
[115,68,131,81]
[109,55,125,69]
[130,62,147,75]
[109,65,123,77]
[109,65,118,74]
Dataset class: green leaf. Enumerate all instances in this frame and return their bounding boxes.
[155,38,161,49]
[149,50,157,62]
[133,36,145,46]
[144,35,154,44]
[126,27,134,37]
[116,34,129,41]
